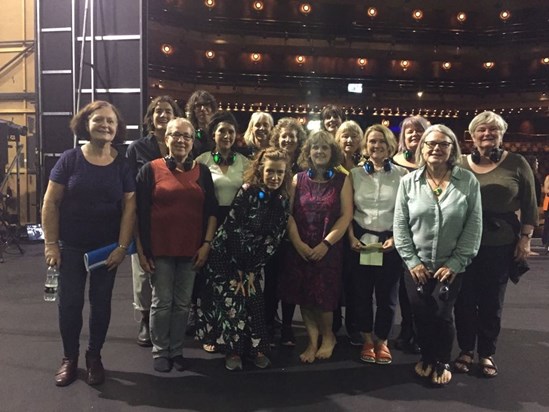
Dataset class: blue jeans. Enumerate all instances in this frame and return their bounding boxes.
[150,257,196,358]
[58,244,117,358]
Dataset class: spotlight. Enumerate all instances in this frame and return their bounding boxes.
[295,55,306,64]
[357,58,368,68]
[250,52,262,62]
[412,9,423,21]
[205,50,215,59]
[161,43,174,56]
[204,0,215,9]
[381,119,390,127]
[457,12,467,22]
[499,10,511,21]
[417,91,424,98]
[400,60,410,70]
[442,62,452,70]
[367,7,378,18]
[483,61,495,69]
[252,1,264,11]
[541,57,549,65]
[299,3,312,15]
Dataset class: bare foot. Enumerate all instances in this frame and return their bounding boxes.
[300,344,318,363]
[315,333,336,359]
[414,361,432,378]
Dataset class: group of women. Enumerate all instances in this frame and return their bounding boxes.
[42,94,537,388]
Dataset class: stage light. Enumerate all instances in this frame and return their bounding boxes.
[299,3,312,15]
[442,62,452,70]
[357,58,368,67]
[381,119,390,127]
[367,7,377,18]
[457,12,467,22]
[295,55,306,64]
[499,10,511,21]
[541,57,549,65]
[252,1,264,11]
[205,50,215,59]
[204,0,215,9]
[417,91,424,98]
[412,9,423,21]
[250,52,262,62]
[161,43,174,56]
[400,60,410,70]
[483,61,495,69]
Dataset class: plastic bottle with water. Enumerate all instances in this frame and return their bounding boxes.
[44,266,59,302]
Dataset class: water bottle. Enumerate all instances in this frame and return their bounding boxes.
[44,266,59,302]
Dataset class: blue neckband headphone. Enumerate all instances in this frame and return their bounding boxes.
[363,158,392,174]
[307,168,335,180]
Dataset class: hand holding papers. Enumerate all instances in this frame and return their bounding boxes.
[359,242,384,266]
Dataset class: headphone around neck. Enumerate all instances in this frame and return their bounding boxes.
[363,158,392,174]
[307,168,335,180]
[403,149,414,161]
[211,151,236,166]
[164,155,193,171]
[471,147,503,164]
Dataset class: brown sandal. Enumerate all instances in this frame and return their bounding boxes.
[375,343,392,365]
[479,357,498,378]
[360,342,375,363]
[453,351,474,373]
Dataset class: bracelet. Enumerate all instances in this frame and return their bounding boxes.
[118,244,128,250]
[44,241,58,245]
[322,239,332,248]
[520,233,532,239]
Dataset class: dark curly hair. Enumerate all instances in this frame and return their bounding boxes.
[70,100,126,145]
[143,96,183,134]
[243,147,291,197]
[185,90,217,129]
[207,110,239,141]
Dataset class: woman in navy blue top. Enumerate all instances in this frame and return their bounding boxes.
[42,101,136,388]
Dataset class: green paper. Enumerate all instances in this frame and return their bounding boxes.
[359,243,384,266]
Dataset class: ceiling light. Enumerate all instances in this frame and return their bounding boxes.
[357,58,368,67]
[296,55,306,64]
[205,50,215,59]
[412,9,423,21]
[541,57,549,65]
[499,10,511,21]
[367,7,378,18]
[483,61,495,69]
[442,62,452,70]
[457,12,467,22]
[299,3,312,15]
[161,43,174,56]
[400,60,410,70]
[381,119,390,127]
[252,1,264,11]
[204,0,215,9]
[417,91,424,98]
[250,52,262,62]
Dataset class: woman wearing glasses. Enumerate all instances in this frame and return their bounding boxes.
[453,111,538,378]
[394,124,482,386]
[136,118,218,373]
[185,90,218,156]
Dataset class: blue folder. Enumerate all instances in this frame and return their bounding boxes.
[84,242,136,272]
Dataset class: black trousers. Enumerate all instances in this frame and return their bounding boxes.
[350,249,402,340]
[58,245,116,359]
[405,271,462,364]
[454,244,514,358]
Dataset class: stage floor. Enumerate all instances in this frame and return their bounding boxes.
[1,240,548,412]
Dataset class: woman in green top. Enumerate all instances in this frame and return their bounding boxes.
[454,111,538,378]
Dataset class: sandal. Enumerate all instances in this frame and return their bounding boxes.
[375,343,392,365]
[360,342,376,363]
[202,343,217,353]
[453,350,474,373]
[431,362,452,387]
[479,357,498,378]
[414,360,433,378]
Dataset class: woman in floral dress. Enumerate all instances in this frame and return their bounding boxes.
[196,148,291,371]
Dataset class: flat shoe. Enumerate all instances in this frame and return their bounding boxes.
[479,357,498,378]
[225,355,243,371]
[172,355,186,372]
[202,343,217,353]
[55,357,78,387]
[253,354,271,369]
[360,342,376,363]
[453,350,474,373]
[375,343,392,365]
[153,357,173,373]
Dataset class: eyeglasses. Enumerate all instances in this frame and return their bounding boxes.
[194,101,212,110]
[167,132,193,141]
[423,141,452,150]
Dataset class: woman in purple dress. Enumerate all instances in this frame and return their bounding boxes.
[279,130,353,363]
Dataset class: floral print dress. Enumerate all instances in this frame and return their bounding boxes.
[196,185,290,356]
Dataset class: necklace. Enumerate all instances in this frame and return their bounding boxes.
[426,169,450,196]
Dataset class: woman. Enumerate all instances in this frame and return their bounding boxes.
[264,117,307,346]
[136,117,218,373]
[320,104,344,137]
[394,124,482,386]
[543,175,549,252]
[348,125,408,364]
[42,101,136,387]
[392,115,429,354]
[196,111,250,225]
[185,90,218,157]
[335,120,363,173]
[392,115,430,171]
[127,95,182,348]
[242,111,274,158]
[196,148,291,371]
[279,130,353,363]
[454,111,538,378]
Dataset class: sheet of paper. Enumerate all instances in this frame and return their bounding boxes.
[360,243,383,266]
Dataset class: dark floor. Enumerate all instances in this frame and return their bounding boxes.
[1,240,548,412]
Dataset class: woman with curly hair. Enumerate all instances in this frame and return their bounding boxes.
[196,148,292,371]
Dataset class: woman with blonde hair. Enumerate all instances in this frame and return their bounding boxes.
[242,111,274,158]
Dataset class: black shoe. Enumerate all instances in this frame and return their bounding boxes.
[85,351,105,386]
[280,326,296,347]
[348,332,364,346]
[171,355,186,372]
[55,357,78,387]
[185,306,197,336]
[153,357,173,373]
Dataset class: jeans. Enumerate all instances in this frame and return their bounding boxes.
[131,253,152,312]
[150,257,196,358]
[58,244,117,358]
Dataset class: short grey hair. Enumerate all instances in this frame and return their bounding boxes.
[468,111,508,136]
[416,124,462,168]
